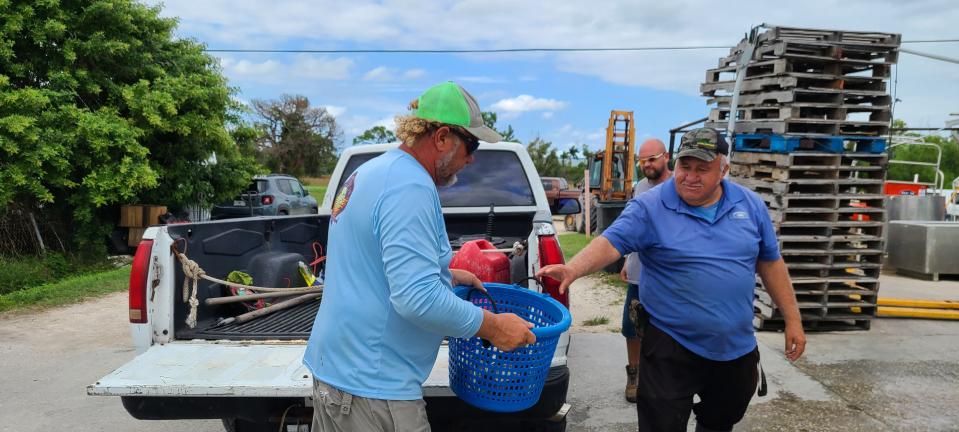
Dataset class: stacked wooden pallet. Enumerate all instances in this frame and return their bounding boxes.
[120,204,167,247]
[730,150,888,331]
[701,26,901,137]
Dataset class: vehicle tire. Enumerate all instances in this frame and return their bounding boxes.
[563,214,576,233]
[522,418,566,432]
[221,418,286,432]
[311,207,318,214]
[278,210,289,216]
[588,195,598,234]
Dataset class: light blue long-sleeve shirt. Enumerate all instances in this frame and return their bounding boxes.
[303,148,485,400]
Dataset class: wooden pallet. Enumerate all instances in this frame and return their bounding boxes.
[710,88,843,106]
[757,26,901,46]
[705,58,893,85]
[710,105,846,122]
[733,176,838,195]
[732,163,841,181]
[754,314,872,331]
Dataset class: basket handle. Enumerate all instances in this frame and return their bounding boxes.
[465,287,499,348]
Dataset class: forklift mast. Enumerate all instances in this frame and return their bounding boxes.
[595,110,636,201]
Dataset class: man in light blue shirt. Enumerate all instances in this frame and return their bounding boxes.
[539,128,805,432]
[304,82,535,431]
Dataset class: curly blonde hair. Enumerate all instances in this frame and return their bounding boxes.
[394,114,441,146]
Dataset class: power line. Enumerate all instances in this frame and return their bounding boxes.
[204,39,959,54]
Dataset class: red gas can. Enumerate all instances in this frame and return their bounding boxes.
[449,239,510,284]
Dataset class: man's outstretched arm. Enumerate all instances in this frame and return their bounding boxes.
[536,235,622,294]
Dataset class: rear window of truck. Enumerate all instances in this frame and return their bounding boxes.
[335,150,535,207]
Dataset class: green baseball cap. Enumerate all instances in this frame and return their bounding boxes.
[677,128,730,162]
[414,81,503,143]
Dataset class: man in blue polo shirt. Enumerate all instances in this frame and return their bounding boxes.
[538,128,805,432]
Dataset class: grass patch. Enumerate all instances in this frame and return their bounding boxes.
[304,184,327,198]
[557,232,592,260]
[0,253,114,295]
[582,316,610,326]
[0,266,130,313]
[600,272,629,293]
[300,176,330,186]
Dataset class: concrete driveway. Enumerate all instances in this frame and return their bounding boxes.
[566,273,959,432]
[0,273,956,431]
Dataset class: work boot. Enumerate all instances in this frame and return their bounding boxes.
[625,365,638,403]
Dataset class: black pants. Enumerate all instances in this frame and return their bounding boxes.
[636,323,759,432]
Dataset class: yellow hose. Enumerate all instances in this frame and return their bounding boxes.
[877,306,959,320]
[877,298,959,310]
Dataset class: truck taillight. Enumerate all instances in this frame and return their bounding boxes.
[129,240,154,324]
[538,235,569,308]
[261,195,274,205]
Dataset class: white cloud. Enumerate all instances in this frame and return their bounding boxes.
[222,58,281,77]
[157,0,959,127]
[323,105,347,117]
[548,124,607,151]
[541,112,554,119]
[218,55,353,82]
[364,67,428,81]
[363,66,394,81]
[403,69,427,79]
[292,56,354,80]
[491,95,568,119]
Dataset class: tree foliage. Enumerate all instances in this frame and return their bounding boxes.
[888,119,959,189]
[352,125,396,145]
[525,137,593,181]
[481,111,517,142]
[0,0,260,252]
[251,95,341,177]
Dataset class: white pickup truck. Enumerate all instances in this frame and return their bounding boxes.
[89,142,581,431]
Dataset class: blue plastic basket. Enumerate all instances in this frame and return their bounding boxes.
[448,283,572,413]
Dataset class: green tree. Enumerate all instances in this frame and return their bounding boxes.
[481,111,517,142]
[0,0,260,253]
[526,137,564,177]
[887,120,959,188]
[251,95,341,177]
[352,125,396,145]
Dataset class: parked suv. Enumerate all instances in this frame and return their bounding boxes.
[211,174,318,219]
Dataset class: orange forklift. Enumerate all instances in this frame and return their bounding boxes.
[567,110,637,235]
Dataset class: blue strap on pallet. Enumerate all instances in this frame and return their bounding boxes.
[733,134,886,154]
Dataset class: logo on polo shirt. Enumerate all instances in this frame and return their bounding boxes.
[731,210,748,220]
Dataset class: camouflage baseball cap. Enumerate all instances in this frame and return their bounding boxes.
[677,128,730,162]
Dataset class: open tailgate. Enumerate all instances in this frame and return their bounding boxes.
[88,342,456,397]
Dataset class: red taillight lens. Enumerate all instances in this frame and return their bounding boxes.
[261,195,274,205]
[129,239,154,324]
[538,235,569,308]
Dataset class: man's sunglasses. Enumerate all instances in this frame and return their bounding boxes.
[449,127,480,155]
[638,152,665,164]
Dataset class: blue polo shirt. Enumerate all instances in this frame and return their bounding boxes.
[603,178,780,361]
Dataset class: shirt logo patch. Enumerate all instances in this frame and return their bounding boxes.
[331,172,357,224]
[731,211,748,220]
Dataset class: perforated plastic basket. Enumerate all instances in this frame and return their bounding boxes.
[448,283,572,412]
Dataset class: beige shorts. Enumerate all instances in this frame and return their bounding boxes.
[312,379,430,432]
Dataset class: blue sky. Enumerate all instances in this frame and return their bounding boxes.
[146,0,959,153]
